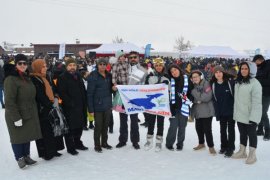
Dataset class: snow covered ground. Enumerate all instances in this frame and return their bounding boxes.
[0,109,270,180]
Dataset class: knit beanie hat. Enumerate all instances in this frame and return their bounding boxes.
[213,65,225,74]
[65,58,76,67]
[97,58,107,65]
[15,54,28,64]
[115,51,126,59]
[32,59,45,74]
[190,69,203,76]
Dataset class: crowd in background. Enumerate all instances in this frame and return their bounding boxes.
[0,52,269,169]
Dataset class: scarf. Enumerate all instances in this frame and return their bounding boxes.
[171,75,190,117]
[32,73,54,102]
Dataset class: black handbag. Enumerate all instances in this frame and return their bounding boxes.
[48,106,69,137]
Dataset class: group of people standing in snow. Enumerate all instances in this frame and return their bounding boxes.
[2,51,269,169]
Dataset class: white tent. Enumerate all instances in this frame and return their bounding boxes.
[264,50,270,59]
[184,45,248,59]
[86,42,144,54]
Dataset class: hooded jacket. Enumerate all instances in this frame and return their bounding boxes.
[233,62,262,124]
[4,64,42,144]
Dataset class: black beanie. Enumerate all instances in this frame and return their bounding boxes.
[15,54,28,64]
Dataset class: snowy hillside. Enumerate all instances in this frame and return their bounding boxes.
[0,109,269,180]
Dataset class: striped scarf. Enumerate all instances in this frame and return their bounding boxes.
[171,75,190,117]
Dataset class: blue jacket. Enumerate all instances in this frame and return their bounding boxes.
[87,70,113,113]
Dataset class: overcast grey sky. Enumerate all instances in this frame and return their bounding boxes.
[1,0,270,51]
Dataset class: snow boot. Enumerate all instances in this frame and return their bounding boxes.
[232,144,247,159]
[209,147,217,155]
[224,150,234,158]
[263,129,270,141]
[245,147,257,164]
[256,126,264,136]
[17,157,26,169]
[193,144,205,150]
[155,135,163,152]
[144,135,154,151]
[24,156,37,165]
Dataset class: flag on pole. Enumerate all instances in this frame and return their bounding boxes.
[59,43,66,59]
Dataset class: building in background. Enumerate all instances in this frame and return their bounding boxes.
[33,43,101,58]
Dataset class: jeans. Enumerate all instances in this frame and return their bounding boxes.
[11,142,30,160]
[166,113,188,148]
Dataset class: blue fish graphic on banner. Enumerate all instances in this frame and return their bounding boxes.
[129,93,163,109]
[117,84,171,117]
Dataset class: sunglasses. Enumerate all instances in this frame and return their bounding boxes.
[17,61,27,66]
[129,56,138,59]
[98,63,107,66]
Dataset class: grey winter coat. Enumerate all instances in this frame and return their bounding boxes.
[191,79,215,119]
[4,69,42,144]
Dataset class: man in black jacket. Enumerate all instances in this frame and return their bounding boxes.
[253,55,270,140]
[57,58,88,155]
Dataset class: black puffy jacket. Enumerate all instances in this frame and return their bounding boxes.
[256,60,270,97]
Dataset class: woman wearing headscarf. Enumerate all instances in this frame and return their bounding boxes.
[232,61,262,164]
[4,54,42,169]
[31,59,64,160]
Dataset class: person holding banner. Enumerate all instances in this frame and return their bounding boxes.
[87,58,114,153]
[165,64,193,151]
[114,51,147,150]
[144,58,170,152]
[190,70,216,155]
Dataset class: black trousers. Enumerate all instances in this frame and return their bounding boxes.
[147,114,164,136]
[219,116,235,151]
[118,113,139,144]
[143,112,149,123]
[258,96,270,131]
[237,122,257,148]
[195,117,214,148]
[108,111,114,131]
[36,118,64,159]
[64,128,83,151]
[94,110,111,146]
